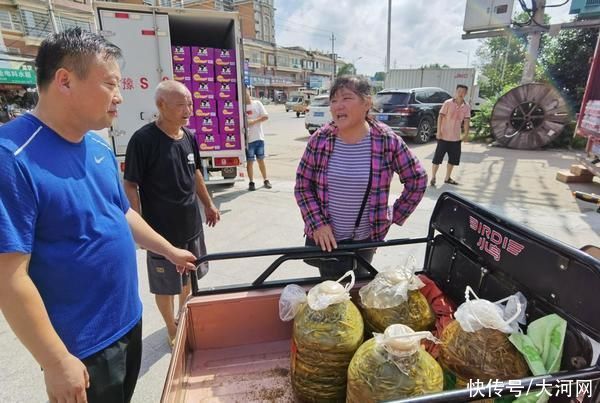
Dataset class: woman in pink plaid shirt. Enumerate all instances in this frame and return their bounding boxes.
[294,76,428,278]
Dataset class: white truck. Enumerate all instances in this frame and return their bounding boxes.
[94,2,246,184]
[384,67,486,113]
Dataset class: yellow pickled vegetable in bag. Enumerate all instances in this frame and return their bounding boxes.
[347,324,443,403]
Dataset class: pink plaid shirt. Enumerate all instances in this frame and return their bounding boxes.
[295,120,428,241]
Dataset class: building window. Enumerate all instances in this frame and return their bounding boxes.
[215,0,234,10]
[0,9,22,31]
[277,54,289,67]
[57,15,91,32]
[20,9,52,38]
[250,51,262,64]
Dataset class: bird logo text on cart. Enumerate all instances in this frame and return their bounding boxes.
[469,216,525,262]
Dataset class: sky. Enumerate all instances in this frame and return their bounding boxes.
[274,0,573,76]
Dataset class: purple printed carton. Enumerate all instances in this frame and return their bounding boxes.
[173,62,192,74]
[196,132,221,152]
[182,80,194,94]
[194,98,217,117]
[215,49,235,66]
[185,117,197,134]
[174,75,192,87]
[171,46,191,64]
[217,99,238,117]
[219,115,239,131]
[191,47,215,64]
[215,81,236,100]
[192,80,215,99]
[192,62,215,82]
[173,63,192,83]
[215,64,237,83]
[221,130,241,150]
[196,115,219,133]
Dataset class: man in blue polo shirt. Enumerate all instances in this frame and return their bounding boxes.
[0,28,197,403]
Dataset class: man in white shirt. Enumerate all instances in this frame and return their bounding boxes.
[244,88,272,191]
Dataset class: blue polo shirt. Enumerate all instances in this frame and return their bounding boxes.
[0,114,142,359]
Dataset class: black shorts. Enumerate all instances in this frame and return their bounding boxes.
[83,320,142,403]
[146,233,208,295]
[432,139,461,166]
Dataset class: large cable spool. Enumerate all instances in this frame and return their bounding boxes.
[491,83,570,149]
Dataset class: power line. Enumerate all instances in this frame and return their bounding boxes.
[545,0,569,7]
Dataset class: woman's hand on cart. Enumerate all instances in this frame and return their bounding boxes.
[313,225,337,252]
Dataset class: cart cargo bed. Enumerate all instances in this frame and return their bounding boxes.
[163,192,600,403]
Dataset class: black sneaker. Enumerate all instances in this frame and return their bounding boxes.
[264,180,272,189]
[248,181,256,191]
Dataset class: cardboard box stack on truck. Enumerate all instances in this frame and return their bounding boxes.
[95,2,245,184]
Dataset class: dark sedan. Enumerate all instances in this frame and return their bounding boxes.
[372,87,452,143]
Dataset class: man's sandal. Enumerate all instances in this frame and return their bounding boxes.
[445,178,459,185]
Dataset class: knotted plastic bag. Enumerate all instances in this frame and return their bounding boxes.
[358,257,435,333]
[281,271,364,402]
[279,284,307,322]
[440,287,530,386]
[347,324,443,403]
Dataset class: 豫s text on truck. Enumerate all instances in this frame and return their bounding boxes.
[94,2,246,184]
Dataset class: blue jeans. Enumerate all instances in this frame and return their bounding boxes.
[246,140,265,161]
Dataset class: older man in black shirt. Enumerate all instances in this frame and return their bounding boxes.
[124,80,220,346]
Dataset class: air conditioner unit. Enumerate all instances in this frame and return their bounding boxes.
[570,0,600,17]
[463,0,514,32]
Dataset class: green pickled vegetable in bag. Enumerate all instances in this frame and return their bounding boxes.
[347,324,443,403]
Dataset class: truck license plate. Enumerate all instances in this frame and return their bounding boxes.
[314,112,324,117]
[377,114,388,121]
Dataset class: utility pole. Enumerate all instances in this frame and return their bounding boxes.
[386,0,391,73]
[500,35,512,89]
[521,0,545,84]
[0,26,7,53]
[330,32,336,79]
[47,0,59,34]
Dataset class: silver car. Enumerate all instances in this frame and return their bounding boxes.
[304,95,332,134]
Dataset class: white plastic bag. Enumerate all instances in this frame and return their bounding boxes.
[373,324,439,374]
[307,270,355,311]
[279,284,307,322]
[278,271,356,321]
[359,256,424,309]
[454,286,527,334]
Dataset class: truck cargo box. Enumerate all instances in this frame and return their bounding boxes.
[95,2,246,183]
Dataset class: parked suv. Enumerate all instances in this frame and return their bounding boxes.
[305,95,332,134]
[372,87,452,143]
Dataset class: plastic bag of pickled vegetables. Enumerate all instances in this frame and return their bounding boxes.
[347,324,443,403]
[358,256,435,334]
[279,271,364,402]
[439,287,530,387]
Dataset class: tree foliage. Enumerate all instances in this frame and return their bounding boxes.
[373,71,386,81]
[420,63,450,69]
[337,63,355,77]
[539,26,598,112]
